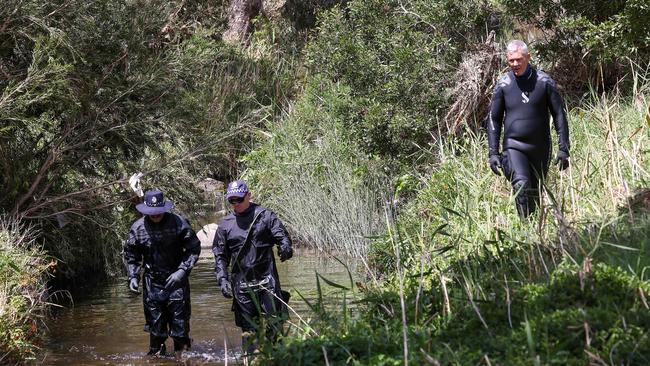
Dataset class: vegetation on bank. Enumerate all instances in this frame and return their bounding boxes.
[0,219,51,364]
[252,85,649,364]
[240,1,650,364]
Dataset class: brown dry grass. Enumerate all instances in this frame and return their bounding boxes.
[444,31,503,133]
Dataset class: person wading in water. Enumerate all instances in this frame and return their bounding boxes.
[123,189,201,358]
[212,180,293,361]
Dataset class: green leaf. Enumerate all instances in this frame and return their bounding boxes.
[8,262,21,272]
[317,272,350,291]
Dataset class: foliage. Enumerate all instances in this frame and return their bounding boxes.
[0,218,51,364]
[259,256,650,365]
[256,73,650,364]
[243,77,387,258]
[282,0,349,31]
[0,0,298,279]
[304,0,500,160]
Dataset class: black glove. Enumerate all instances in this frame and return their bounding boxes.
[278,245,293,262]
[488,154,502,176]
[165,268,186,289]
[220,279,233,298]
[128,278,140,294]
[555,150,570,171]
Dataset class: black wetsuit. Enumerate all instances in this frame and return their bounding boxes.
[487,65,570,216]
[124,212,201,352]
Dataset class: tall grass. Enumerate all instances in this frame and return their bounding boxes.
[264,162,387,259]
[244,79,389,261]
[397,72,650,271]
[0,217,52,364]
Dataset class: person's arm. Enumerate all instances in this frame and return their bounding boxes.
[546,78,570,154]
[268,211,293,261]
[212,225,231,283]
[177,217,201,273]
[487,82,505,156]
[123,226,143,281]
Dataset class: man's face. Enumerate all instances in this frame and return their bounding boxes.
[507,49,530,77]
[228,192,251,214]
[148,213,164,223]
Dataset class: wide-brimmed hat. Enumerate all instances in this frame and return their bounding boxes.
[136,189,173,215]
[225,180,249,199]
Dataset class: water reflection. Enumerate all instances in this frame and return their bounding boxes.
[38,248,355,365]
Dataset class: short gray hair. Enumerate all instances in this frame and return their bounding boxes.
[506,40,529,55]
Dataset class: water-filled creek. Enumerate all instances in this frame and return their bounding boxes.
[38,248,354,365]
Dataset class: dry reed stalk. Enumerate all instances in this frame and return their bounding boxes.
[504,274,512,330]
[415,248,427,323]
[386,208,409,366]
[440,272,451,317]
[462,278,490,333]
[322,345,330,366]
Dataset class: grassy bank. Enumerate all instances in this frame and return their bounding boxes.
[249,77,649,364]
[0,218,52,364]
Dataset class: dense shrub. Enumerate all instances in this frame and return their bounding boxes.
[0,0,298,279]
[0,219,51,363]
[305,0,500,160]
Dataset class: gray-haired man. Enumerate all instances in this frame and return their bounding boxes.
[487,40,570,217]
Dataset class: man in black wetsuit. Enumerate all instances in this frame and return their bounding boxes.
[487,40,570,218]
[213,180,293,356]
[124,189,201,357]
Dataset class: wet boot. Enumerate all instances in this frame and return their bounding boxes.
[172,337,191,360]
[241,331,257,364]
[147,335,167,356]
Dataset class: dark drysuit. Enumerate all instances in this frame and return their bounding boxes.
[124,212,201,352]
[487,65,570,216]
[212,203,292,335]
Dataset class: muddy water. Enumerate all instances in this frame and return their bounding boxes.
[38,248,355,365]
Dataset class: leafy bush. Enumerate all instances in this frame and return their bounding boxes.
[0,218,51,363]
[305,0,500,160]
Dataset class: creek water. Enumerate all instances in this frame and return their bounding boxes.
[38,248,354,365]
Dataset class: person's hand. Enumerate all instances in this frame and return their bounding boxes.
[165,269,186,289]
[128,278,140,294]
[488,154,502,176]
[220,279,233,298]
[555,150,569,171]
[278,245,293,262]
